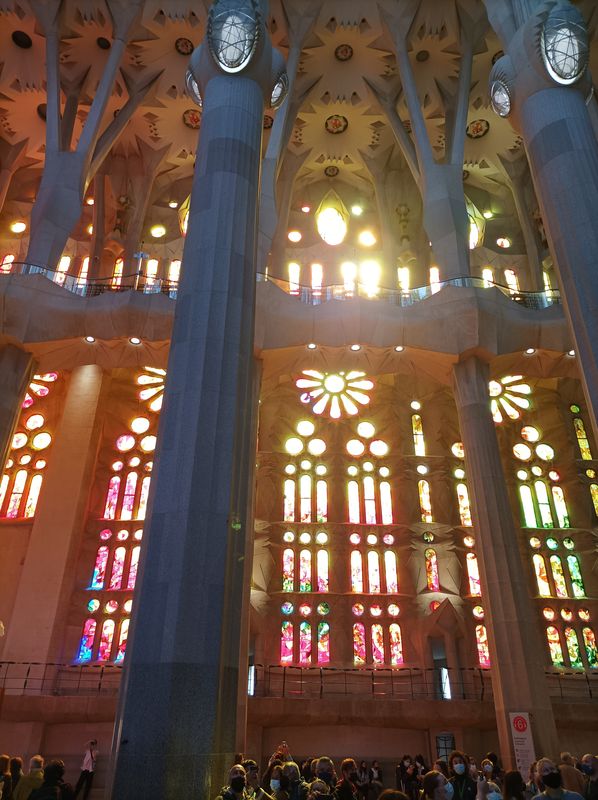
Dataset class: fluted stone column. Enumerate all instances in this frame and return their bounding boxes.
[109,4,283,798]
[0,345,34,474]
[452,356,558,766]
[487,1,598,435]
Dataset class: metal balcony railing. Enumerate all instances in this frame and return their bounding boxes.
[0,261,562,310]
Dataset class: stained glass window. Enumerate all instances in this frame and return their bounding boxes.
[564,627,583,668]
[104,476,120,520]
[283,479,295,522]
[127,546,140,590]
[137,476,151,520]
[418,480,433,523]
[583,627,598,667]
[380,481,393,524]
[363,476,376,524]
[90,546,109,590]
[456,483,473,527]
[283,548,294,592]
[466,553,481,596]
[115,619,129,663]
[281,621,293,664]
[412,414,426,456]
[367,551,381,593]
[299,621,312,665]
[551,486,570,528]
[535,481,553,527]
[546,625,565,666]
[353,622,366,665]
[77,619,96,662]
[389,623,403,665]
[318,621,330,664]
[24,474,43,518]
[519,485,537,527]
[371,623,385,664]
[316,480,327,523]
[591,484,598,519]
[550,555,568,598]
[299,549,312,592]
[425,548,439,591]
[475,624,491,667]
[300,474,311,523]
[317,550,329,592]
[348,481,360,523]
[351,550,364,593]
[566,555,585,598]
[532,554,551,597]
[6,470,27,518]
[97,619,115,661]
[573,418,592,460]
[109,546,126,591]
[384,551,399,593]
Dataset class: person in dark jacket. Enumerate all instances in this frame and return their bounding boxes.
[448,752,477,800]
[335,759,359,800]
[29,761,74,800]
[282,762,309,800]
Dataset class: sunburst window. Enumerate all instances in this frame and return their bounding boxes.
[296,370,374,419]
[136,367,166,412]
[489,375,531,423]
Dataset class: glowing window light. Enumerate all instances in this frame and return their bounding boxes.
[127,546,140,590]
[0,474,9,512]
[370,440,388,457]
[567,555,585,598]
[564,626,583,668]
[288,262,300,295]
[308,439,326,457]
[120,472,138,521]
[430,266,441,294]
[360,259,380,297]
[311,262,323,296]
[54,256,71,286]
[351,550,364,593]
[131,417,150,435]
[108,546,126,591]
[145,258,159,287]
[317,550,329,592]
[482,267,494,288]
[424,548,439,591]
[162,260,179,286]
[357,421,375,438]
[389,623,403,665]
[317,206,348,246]
[24,474,43,518]
[536,444,555,461]
[348,480,360,523]
[341,261,357,296]
[6,470,27,518]
[137,476,151,520]
[29,432,50,451]
[573,418,592,459]
[456,483,473,527]
[359,230,377,248]
[282,548,294,591]
[367,551,381,593]
[299,549,312,592]
[583,627,598,667]
[418,480,433,523]
[533,553,551,597]
[299,621,311,665]
[281,621,293,664]
[551,486,570,528]
[397,266,410,293]
[285,437,303,456]
[77,619,97,662]
[353,622,366,665]
[371,623,385,664]
[297,370,373,419]
[112,258,123,289]
[519,485,537,527]
[90,546,109,590]
[316,480,327,523]
[490,376,531,423]
[347,439,365,457]
[475,624,491,667]
[0,254,15,274]
[591,485,598,518]
[114,619,129,663]
[469,219,480,250]
[550,555,568,598]
[297,474,311,523]
[546,625,564,666]
[380,481,393,524]
[288,230,302,243]
[504,268,519,293]
[466,552,481,596]
[363,476,377,524]
[384,551,399,593]
[283,479,295,521]
[412,414,425,456]
[317,621,330,664]
[534,480,553,527]
[97,619,115,661]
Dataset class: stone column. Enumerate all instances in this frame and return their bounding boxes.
[0,345,34,475]
[2,365,107,662]
[452,356,558,766]
[109,4,283,798]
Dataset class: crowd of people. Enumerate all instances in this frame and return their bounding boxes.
[215,747,598,800]
[0,739,98,800]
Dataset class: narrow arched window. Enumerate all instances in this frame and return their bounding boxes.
[475,624,491,667]
[97,620,115,661]
[546,626,565,666]
[456,483,472,526]
[534,481,553,527]
[348,480,360,524]
[127,546,140,590]
[299,549,312,592]
[283,479,295,522]
[582,627,598,668]
[137,476,151,520]
[299,621,312,665]
[104,476,120,520]
[367,551,381,593]
[564,627,583,668]
[566,555,585,598]
[300,474,311,523]
[573,418,592,460]
[532,553,551,597]
[389,623,403,666]
[24,474,43,518]
[380,481,393,524]
[115,619,129,664]
[466,552,481,596]
[318,622,330,664]
[425,548,439,591]
[109,546,126,591]
[519,485,537,528]
[90,546,109,590]
[77,619,97,662]
[384,551,398,593]
[282,548,294,592]
[418,480,433,522]
[316,480,327,523]
[350,551,363,593]
[363,476,376,524]
[316,550,329,592]
[550,555,568,598]
[281,621,293,664]
[371,624,385,664]
[6,470,27,518]
[412,414,425,456]
[353,623,366,666]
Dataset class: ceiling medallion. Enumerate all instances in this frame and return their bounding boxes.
[325,114,348,134]
[334,44,353,62]
[263,114,273,129]
[175,37,194,56]
[324,166,339,177]
[466,119,490,139]
[182,108,201,129]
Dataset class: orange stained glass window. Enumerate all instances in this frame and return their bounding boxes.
[475,624,491,667]
[363,476,376,524]
[425,548,439,591]
[353,622,366,665]
[418,480,433,523]
[456,483,473,526]
[112,258,123,288]
[546,625,565,666]
[412,414,425,456]
[466,553,481,596]
[371,623,385,664]
[550,555,568,598]
[316,480,327,523]
[573,418,592,460]
[533,554,551,597]
[300,474,311,523]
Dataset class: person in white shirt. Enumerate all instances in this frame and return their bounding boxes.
[73,740,98,800]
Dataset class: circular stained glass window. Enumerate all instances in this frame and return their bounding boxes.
[11,432,27,449]
[513,443,532,461]
[536,444,555,461]
[579,608,591,621]
[315,465,327,476]
[207,2,259,74]
[570,404,581,413]
[541,11,589,85]
[117,530,129,541]
[285,464,296,475]
[140,435,157,453]
[463,535,475,548]
[531,466,543,477]
[347,439,365,457]
[452,442,465,458]
[349,533,361,545]
[129,457,141,467]
[366,534,378,545]
[317,602,330,616]
[299,532,311,544]
[549,470,560,481]
[283,531,295,543]
[521,426,540,442]
[473,606,485,620]
[34,459,46,470]
[19,455,31,465]
[587,469,596,479]
[561,608,574,621]
[87,599,100,613]
[131,417,150,434]
[299,603,311,616]
[563,537,575,550]
[363,461,374,473]
[270,72,288,109]
[370,440,389,457]
[308,439,326,456]
[517,470,529,480]
[352,603,364,616]
[423,532,434,543]
[282,602,293,615]
[383,534,394,545]
[315,531,328,545]
[388,603,400,617]
[112,460,124,472]
[32,432,52,450]
[124,599,133,613]
[454,468,465,479]
[116,435,135,452]
[285,437,303,456]
[357,422,376,439]
[490,79,511,117]
[25,414,44,431]
[543,607,556,621]
[133,529,143,541]
[546,537,559,550]
[300,460,311,471]
[529,537,542,548]
[370,604,383,617]
[347,465,359,476]
[105,600,119,614]
[99,529,112,540]
[429,600,441,612]
[379,466,390,478]
[297,420,315,437]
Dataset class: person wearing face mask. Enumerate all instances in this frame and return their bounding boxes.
[581,755,598,800]
[558,755,586,796]
[242,759,274,800]
[481,762,498,787]
[423,770,455,800]
[269,765,289,800]
[316,758,337,793]
[334,759,360,800]
[215,765,252,800]
[533,758,584,800]
[449,752,477,800]
[282,762,309,800]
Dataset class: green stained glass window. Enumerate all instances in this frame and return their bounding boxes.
[564,627,583,668]
[519,485,537,528]
[546,625,565,667]
[550,555,568,598]
[566,554,585,598]
[546,538,559,550]
[583,627,598,668]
